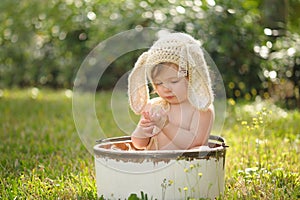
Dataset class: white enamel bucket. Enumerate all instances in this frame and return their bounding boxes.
[94,135,227,199]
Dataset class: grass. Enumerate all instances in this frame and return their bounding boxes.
[0,88,299,199]
[223,100,300,199]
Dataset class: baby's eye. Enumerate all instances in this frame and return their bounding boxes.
[154,82,163,85]
[170,79,180,83]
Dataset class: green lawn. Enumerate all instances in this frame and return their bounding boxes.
[0,89,299,199]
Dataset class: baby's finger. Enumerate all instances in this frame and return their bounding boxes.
[142,111,150,120]
[140,120,154,127]
[140,118,151,123]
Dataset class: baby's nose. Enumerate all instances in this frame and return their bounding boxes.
[162,83,171,91]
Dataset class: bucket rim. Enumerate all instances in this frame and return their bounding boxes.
[94,135,228,160]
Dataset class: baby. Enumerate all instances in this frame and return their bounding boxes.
[128,32,214,150]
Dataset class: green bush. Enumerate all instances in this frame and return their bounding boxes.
[0,0,299,108]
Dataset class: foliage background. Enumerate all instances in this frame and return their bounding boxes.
[0,0,300,108]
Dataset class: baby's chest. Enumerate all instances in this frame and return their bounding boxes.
[168,109,195,129]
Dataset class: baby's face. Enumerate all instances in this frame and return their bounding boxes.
[152,63,188,104]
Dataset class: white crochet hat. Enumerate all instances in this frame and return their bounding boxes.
[128,32,214,114]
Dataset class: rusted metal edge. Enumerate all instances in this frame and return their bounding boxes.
[96,135,227,145]
[94,135,228,161]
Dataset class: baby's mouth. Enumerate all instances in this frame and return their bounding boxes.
[165,96,175,99]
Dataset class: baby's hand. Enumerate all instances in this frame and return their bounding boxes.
[149,106,168,130]
[142,111,151,120]
[133,112,155,138]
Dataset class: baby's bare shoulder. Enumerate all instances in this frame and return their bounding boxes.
[194,104,214,117]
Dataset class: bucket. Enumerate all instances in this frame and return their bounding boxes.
[94,135,227,199]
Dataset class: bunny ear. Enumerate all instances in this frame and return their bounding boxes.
[188,47,214,111]
[128,52,149,114]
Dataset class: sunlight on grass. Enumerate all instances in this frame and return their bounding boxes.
[223,100,300,199]
[0,89,299,199]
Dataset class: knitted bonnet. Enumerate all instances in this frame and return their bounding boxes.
[128,32,214,114]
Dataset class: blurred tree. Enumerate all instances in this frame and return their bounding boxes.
[0,0,120,88]
[0,0,299,109]
[258,0,300,109]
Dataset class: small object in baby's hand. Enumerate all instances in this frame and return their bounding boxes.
[149,105,168,129]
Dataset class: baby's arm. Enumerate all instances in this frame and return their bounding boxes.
[131,112,155,149]
[131,134,150,150]
[162,107,214,149]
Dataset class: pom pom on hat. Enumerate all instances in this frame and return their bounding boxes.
[128,32,214,114]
